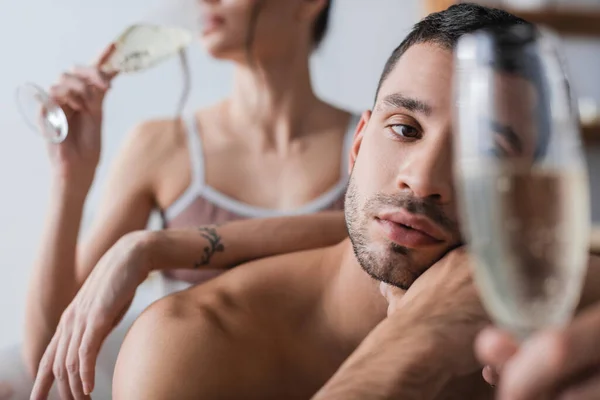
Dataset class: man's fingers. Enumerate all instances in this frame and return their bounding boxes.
[482,365,500,386]
[499,306,600,400]
[557,372,600,400]
[30,335,59,400]
[379,282,404,300]
[498,332,564,400]
[379,282,406,316]
[475,327,518,368]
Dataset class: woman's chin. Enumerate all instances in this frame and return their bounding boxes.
[200,38,241,60]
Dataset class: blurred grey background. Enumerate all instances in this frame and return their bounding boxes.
[0,0,598,348]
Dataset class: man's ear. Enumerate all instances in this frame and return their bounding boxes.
[348,110,371,175]
[297,0,328,22]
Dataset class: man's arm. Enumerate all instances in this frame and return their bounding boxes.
[315,253,600,400]
[315,249,493,400]
[313,316,451,400]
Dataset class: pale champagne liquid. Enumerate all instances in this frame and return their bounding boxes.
[101,24,192,73]
[459,165,590,338]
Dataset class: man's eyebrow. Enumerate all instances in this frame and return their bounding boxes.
[375,93,432,116]
[490,120,524,155]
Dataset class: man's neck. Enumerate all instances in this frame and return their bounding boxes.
[318,242,493,400]
[322,240,389,354]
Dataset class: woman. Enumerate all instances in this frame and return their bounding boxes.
[18,0,356,398]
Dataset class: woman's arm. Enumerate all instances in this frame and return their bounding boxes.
[134,211,347,273]
[29,196,347,400]
[24,119,159,376]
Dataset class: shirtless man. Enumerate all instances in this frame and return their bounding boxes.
[112,4,600,400]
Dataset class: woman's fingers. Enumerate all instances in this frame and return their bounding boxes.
[94,42,117,67]
[94,43,119,80]
[30,334,59,400]
[49,75,89,112]
[78,311,112,396]
[71,66,111,91]
[53,329,74,400]
[66,323,89,400]
[60,73,92,100]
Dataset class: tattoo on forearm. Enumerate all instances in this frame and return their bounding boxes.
[194,226,225,268]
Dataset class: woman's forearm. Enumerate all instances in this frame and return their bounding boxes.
[141,211,347,272]
[23,185,87,375]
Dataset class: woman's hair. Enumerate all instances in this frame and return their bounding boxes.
[313,0,332,48]
[245,0,332,61]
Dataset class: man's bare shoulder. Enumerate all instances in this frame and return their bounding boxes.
[114,245,340,400]
[113,292,260,400]
[216,245,340,317]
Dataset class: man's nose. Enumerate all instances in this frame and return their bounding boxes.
[395,132,453,203]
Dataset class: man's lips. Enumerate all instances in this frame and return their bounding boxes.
[376,209,447,248]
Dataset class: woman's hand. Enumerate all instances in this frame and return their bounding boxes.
[47,44,117,191]
[30,232,154,400]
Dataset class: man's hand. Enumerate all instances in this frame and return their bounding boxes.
[314,248,492,400]
[476,302,600,400]
[382,247,489,379]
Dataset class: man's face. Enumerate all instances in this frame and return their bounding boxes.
[346,43,542,289]
[345,43,462,290]
[488,72,539,159]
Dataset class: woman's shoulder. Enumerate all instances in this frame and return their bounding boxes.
[120,116,190,164]
[128,116,187,147]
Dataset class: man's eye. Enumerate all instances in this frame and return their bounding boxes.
[390,124,420,139]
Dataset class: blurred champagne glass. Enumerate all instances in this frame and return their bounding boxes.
[454,24,591,340]
[15,0,198,143]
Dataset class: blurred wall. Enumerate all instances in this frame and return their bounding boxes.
[0,0,598,348]
[0,0,418,348]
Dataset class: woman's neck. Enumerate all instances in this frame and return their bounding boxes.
[226,47,322,152]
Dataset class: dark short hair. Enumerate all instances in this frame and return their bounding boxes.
[374,3,529,99]
[313,0,332,47]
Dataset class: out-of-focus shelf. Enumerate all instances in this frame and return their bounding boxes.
[425,1,600,37]
[591,226,600,254]
[504,7,600,37]
[424,0,456,14]
[583,123,600,145]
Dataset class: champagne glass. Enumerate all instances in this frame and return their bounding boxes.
[453,24,591,340]
[15,2,196,143]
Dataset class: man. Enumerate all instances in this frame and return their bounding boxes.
[112,4,600,400]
